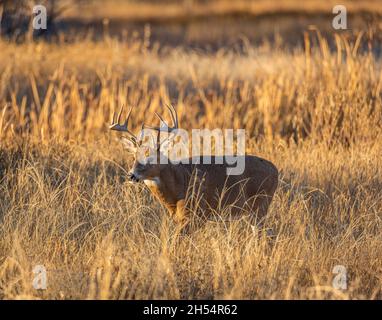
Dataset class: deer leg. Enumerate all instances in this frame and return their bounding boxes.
[174,199,188,225]
[175,199,202,235]
[247,194,276,238]
[249,193,273,219]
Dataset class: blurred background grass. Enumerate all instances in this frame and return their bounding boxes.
[1,0,382,48]
[0,0,382,300]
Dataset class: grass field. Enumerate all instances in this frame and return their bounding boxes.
[0,1,382,300]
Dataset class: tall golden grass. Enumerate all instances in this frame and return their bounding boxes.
[0,30,382,299]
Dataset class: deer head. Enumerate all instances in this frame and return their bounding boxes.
[109,104,179,182]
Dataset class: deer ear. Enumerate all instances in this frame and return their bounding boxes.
[120,137,137,153]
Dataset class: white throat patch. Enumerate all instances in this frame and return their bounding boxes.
[143,177,160,187]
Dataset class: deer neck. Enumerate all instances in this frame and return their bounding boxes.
[144,162,187,200]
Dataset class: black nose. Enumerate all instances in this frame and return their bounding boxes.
[128,172,140,182]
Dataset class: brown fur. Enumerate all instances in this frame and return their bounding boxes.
[131,154,278,229]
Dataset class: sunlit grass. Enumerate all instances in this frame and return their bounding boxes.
[0,30,381,299]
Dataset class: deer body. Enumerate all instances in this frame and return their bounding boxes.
[109,105,279,230]
[132,155,278,227]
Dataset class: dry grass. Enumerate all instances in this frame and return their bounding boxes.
[65,0,382,21]
[0,28,382,299]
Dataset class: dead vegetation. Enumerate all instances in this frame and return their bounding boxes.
[0,16,382,299]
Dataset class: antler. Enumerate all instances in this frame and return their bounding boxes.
[109,105,139,146]
[144,104,179,151]
[145,104,179,133]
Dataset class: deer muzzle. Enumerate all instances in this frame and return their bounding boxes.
[128,172,140,182]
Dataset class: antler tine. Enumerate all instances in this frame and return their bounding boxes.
[111,106,117,124]
[144,113,167,131]
[122,105,133,127]
[116,105,123,124]
[110,105,122,129]
[145,104,179,133]
[166,104,178,129]
[109,105,139,146]
[155,111,169,128]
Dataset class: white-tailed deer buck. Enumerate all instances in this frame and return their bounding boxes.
[110,105,278,231]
